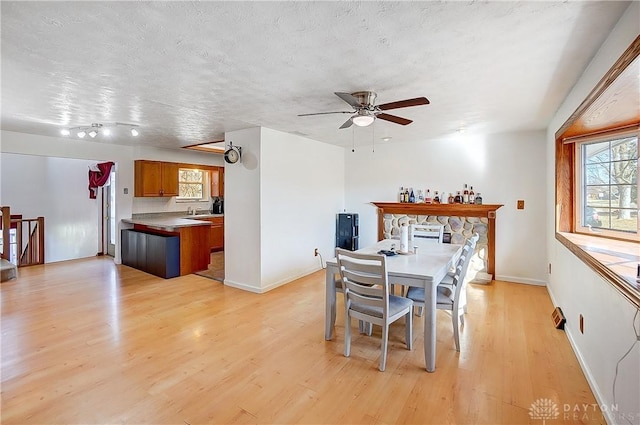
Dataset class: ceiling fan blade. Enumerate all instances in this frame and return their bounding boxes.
[334,92,362,109]
[339,117,353,129]
[376,113,413,126]
[378,97,430,111]
[298,111,353,117]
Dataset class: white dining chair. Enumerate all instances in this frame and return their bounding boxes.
[439,233,479,291]
[336,248,413,371]
[410,223,444,243]
[405,261,470,352]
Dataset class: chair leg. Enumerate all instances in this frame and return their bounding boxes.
[344,315,352,357]
[415,305,424,317]
[452,309,460,352]
[380,324,389,371]
[405,311,413,350]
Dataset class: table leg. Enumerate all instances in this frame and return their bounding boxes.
[325,266,337,340]
[424,280,437,372]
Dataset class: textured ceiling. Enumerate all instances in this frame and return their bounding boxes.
[0,1,631,150]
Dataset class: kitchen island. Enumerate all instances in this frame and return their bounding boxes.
[122,215,213,277]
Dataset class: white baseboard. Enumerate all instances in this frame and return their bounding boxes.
[224,265,321,294]
[545,287,613,425]
[495,274,547,286]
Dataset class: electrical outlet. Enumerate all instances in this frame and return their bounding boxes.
[517,200,525,209]
[314,248,319,257]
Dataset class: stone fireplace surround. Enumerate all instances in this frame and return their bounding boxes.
[371,202,503,283]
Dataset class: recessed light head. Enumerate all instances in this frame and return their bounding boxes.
[88,130,98,138]
[77,130,86,138]
[381,137,392,142]
[131,128,139,136]
[102,128,111,136]
[60,128,70,136]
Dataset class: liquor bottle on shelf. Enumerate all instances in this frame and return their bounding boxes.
[448,192,455,204]
[425,189,432,204]
[409,188,415,203]
[469,186,475,204]
[417,189,424,203]
[463,184,469,204]
[475,192,483,205]
[454,191,462,204]
[404,187,409,203]
[433,191,440,204]
[399,187,405,203]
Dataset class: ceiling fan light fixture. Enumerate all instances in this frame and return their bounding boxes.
[77,130,86,138]
[352,115,375,127]
[102,128,111,136]
[88,130,98,138]
[60,128,70,136]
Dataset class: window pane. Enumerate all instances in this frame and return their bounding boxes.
[578,133,638,240]
[583,206,603,228]
[584,185,610,204]
[179,169,203,183]
[585,141,610,163]
[585,164,610,185]
[611,136,638,160]
[179,183,203,199]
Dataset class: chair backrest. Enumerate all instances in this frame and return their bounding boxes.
[411,223,444,243]
[458,233,479,275]
[449,263,468,307]
[336,248,389,318]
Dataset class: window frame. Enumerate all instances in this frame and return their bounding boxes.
[554,36,640,308]
[571,128,639,242]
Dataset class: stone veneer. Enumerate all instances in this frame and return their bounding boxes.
[383,213,489,281]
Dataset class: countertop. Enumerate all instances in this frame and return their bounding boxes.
[122,212,223,232]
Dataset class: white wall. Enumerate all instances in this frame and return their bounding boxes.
[0,130,222,264]
[223,127,345,293]
[260,127,344,291]
[0,153,102,262]
[546,3,640,423]
[223,127,263,292]
[344,130,547,285]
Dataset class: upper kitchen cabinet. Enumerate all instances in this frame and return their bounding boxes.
[210,167,224,197]
[134,160,179,197]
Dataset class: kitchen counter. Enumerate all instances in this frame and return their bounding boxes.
[122,212,223,232]
[122,213,216,276]
[122,217,210,232]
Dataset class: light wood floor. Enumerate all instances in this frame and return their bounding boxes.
[1,257,603,424]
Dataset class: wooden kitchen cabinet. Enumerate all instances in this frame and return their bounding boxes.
[200,216,224,251]
[210,167,224,197]
[134,160,179,197]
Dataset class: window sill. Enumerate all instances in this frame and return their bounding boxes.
[556,232,639,308]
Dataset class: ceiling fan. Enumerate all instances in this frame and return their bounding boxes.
[298,91,430,129]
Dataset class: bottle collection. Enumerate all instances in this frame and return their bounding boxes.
[397,184,482,204]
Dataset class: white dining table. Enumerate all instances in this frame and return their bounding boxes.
[325,238,462,372]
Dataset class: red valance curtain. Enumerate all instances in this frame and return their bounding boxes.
[88,161,114,199]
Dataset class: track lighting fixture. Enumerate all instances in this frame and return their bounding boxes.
[60,122,140,139]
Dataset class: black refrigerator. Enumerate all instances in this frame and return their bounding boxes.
[336,213,359,251]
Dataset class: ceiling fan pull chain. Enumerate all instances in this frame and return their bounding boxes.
[372,121,375,153]
[352,126,355,153]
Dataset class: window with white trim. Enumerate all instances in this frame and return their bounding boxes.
[177,168,208,201]
[574,130,638,241]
